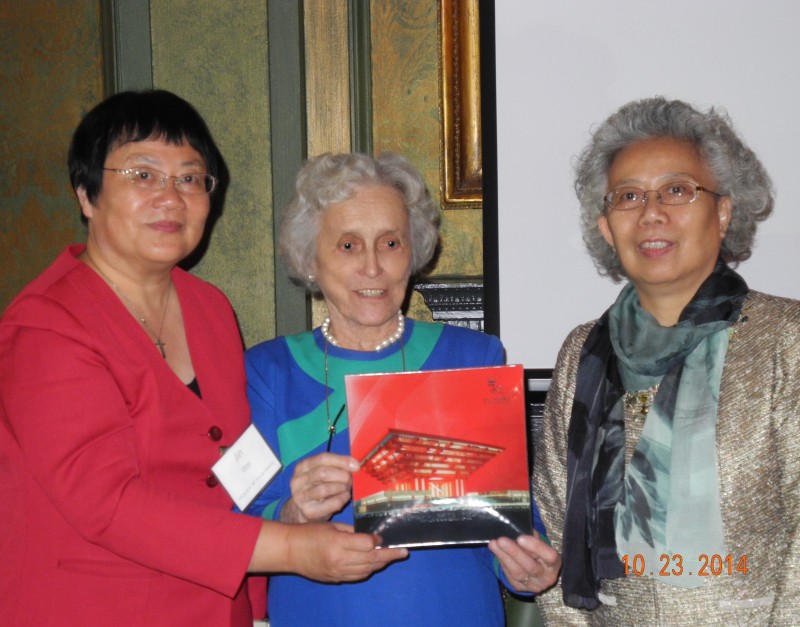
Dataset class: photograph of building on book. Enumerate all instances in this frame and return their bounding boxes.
[345,365,533,548]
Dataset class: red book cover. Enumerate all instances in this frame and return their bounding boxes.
[345,364,533,548]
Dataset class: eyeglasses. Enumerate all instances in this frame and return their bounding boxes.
[604,180,720,212]
[104,167,218,195]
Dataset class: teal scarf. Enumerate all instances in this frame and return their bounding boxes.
[610,282,729,588]
[561,259,747,609]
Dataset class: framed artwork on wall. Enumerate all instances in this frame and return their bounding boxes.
[440,0,482,208]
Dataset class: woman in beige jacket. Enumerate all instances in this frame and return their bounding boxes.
[534,97,799,625]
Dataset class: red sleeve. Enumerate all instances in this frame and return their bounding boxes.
[0,289,262,598]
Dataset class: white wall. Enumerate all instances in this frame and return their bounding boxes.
[495,1,800,368]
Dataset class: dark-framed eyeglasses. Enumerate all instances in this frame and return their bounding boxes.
[104,167,218,195]
[604,180,721,212]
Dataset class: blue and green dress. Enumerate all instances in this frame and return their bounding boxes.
[245,319,545,626]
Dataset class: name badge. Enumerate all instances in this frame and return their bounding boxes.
[212,424,281,511]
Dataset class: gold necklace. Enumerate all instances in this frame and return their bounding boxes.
[85,254,172,358]
[323,340,346,452]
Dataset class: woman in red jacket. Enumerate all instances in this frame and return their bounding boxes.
[0,90,405,626]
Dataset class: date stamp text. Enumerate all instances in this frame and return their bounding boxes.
[621,554,748,577]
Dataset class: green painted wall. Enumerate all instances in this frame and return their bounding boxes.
[150,0,275,348]
[371,0,483,279]
[1,1,482,342]
[370,1,484,322]
[0,1,102,311]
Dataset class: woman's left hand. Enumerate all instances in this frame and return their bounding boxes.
[488,532,562,594]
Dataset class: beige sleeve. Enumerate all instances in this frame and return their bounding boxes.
[771,307,800,623]
[532,324,593,625]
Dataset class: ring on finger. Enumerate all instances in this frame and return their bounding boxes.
[517,573,531,586]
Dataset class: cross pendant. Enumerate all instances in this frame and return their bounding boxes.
[154,339,167,358]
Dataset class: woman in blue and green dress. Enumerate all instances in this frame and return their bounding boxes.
[244,152,561,626]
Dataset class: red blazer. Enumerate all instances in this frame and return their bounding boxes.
[0,246,263,626]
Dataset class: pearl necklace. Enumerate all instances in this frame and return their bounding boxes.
[321,311,405,351]
[322,311,406,452]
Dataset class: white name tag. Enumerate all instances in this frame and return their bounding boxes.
[212,424,281,511]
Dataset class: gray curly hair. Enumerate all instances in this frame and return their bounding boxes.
[575,97,774,282]
[278,152,440,291]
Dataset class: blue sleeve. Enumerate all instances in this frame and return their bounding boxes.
[486,333,505,366]
[532,496,548,540]
[241,344,291,521]
[422,324,505,370]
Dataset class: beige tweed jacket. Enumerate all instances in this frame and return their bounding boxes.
[533,291,800,625]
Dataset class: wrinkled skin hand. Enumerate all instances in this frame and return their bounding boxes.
[289,522,408,582]
[282,452,358,523]
[488,532,562,594]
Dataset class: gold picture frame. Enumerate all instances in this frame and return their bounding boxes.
[440,0,482,207]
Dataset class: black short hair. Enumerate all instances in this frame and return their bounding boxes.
[68,90,223,203]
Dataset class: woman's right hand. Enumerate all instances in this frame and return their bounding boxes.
[281,452,359,523]
[291,522,407,582]
[249,520,408,581]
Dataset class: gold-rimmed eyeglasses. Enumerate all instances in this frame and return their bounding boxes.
[604,180,720,212]
[104,167,217,195]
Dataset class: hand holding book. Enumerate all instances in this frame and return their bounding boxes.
[280,453,359,523]
[489,533,562,594]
